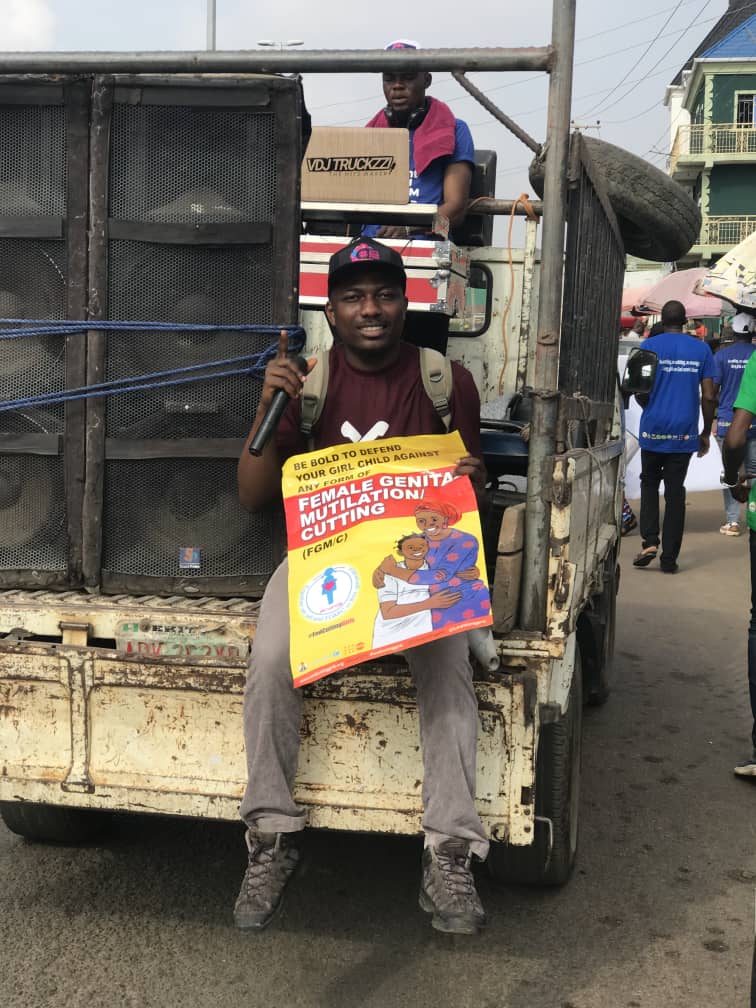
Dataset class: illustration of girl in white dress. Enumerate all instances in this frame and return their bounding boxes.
[371,533,461,651]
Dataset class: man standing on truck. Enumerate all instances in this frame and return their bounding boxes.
[362,39,475,353]
[235,236,490,935]
[633,299,716,573]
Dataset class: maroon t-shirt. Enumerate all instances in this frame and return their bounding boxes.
[275,343,482,463]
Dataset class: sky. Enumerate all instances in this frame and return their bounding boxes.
[2,0,738,206]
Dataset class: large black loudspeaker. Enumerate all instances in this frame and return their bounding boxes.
[83,76,302,597]
[451,149,497,248]
[0,81,89,588]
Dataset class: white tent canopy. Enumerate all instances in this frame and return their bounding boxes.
[696,230,756,311]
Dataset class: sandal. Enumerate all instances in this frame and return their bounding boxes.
[632,547,657,568]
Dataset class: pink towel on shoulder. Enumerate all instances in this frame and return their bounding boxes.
[366,96,456,177]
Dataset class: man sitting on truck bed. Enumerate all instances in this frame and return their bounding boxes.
[235,236,489,936]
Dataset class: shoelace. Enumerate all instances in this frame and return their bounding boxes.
[437,851,476,897]
[243,841,287,893]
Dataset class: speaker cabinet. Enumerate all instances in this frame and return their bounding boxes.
[451,149,497,248]
[0,80,89,588]
[83,75,302,597]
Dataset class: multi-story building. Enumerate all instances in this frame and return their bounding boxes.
[666,0,756,267]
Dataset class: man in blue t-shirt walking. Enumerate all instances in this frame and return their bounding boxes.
[633,299,717,573]
[714,312,756,536]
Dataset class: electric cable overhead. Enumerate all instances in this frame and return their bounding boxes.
[307,0,712,114]
[601,98,665,126]
[580,0,686,117]
[464,0,727,133]
[642,102,688,160]
[586,0,715,119]
[458,60,697,130]
[334,8,728,128]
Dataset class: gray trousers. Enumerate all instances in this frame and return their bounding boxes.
[240,559,489,860]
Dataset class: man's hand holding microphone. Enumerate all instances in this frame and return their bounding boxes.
[248,330,316,456]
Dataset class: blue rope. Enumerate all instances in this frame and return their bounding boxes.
[0,321,306,413]
[0,320,307,340]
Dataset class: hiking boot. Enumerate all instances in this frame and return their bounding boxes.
[733,752,756,777]
[233,829,300,930]
[419,839,486,935]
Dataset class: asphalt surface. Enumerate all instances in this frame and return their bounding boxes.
[0,491,754,1008]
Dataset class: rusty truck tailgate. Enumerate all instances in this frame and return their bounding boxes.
[0,590,538,843]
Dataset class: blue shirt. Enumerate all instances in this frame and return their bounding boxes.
[363,119,474,238]
[713,340,756,436]
[408,119,475,205]
[638,331,716,454]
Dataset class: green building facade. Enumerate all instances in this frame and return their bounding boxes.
[666,5,756,266]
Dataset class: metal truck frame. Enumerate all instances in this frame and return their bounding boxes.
[0,0,626,883]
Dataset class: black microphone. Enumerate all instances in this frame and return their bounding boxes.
[248,355,309,457]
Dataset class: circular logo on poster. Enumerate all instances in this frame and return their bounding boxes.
[299,565,360,623]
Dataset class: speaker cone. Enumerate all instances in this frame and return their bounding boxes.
[0,408,65,561]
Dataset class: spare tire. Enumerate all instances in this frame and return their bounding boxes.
[529,136,701,262]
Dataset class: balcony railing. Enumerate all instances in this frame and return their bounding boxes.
[669,122,756,173]
[699,215,756,246]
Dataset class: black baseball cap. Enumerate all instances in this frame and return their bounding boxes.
[327,237,406,294]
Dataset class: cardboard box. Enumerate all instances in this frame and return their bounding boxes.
[301,127,409,205]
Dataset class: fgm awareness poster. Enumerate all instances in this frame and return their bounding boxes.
[283,432,492,687]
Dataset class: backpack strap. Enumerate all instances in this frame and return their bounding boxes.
[300,349,329,450]
[299,346,454,446]
[419,346,453,432]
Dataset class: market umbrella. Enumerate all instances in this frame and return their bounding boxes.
[695,230,756,310]
[621,284,651,313]
[638,267,723,317]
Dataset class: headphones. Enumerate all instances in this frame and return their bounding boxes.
[384,100,429,131]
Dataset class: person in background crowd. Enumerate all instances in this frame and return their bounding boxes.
[714,312,756,536]
[621,498,637,536]
[620,323,641,534]
[686,318,708,340]
[631,317,648,338]
[720,310,756,778]
[632,300,716,573]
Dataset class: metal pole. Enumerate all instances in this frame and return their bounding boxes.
[206,0,216,52]
[466,198,542,217]
[452,71,542,154]
[0,46,553,75]
[520,0,576,633]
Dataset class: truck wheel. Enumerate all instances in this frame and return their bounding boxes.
[488,649,583,886]
[529,136,701,262]
[0,801,109,843]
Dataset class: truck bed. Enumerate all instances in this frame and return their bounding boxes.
[0,588,539,843]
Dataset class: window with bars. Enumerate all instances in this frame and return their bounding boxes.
[735,93,755,128]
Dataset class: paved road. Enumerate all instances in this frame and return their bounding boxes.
[1,492,754,1008]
